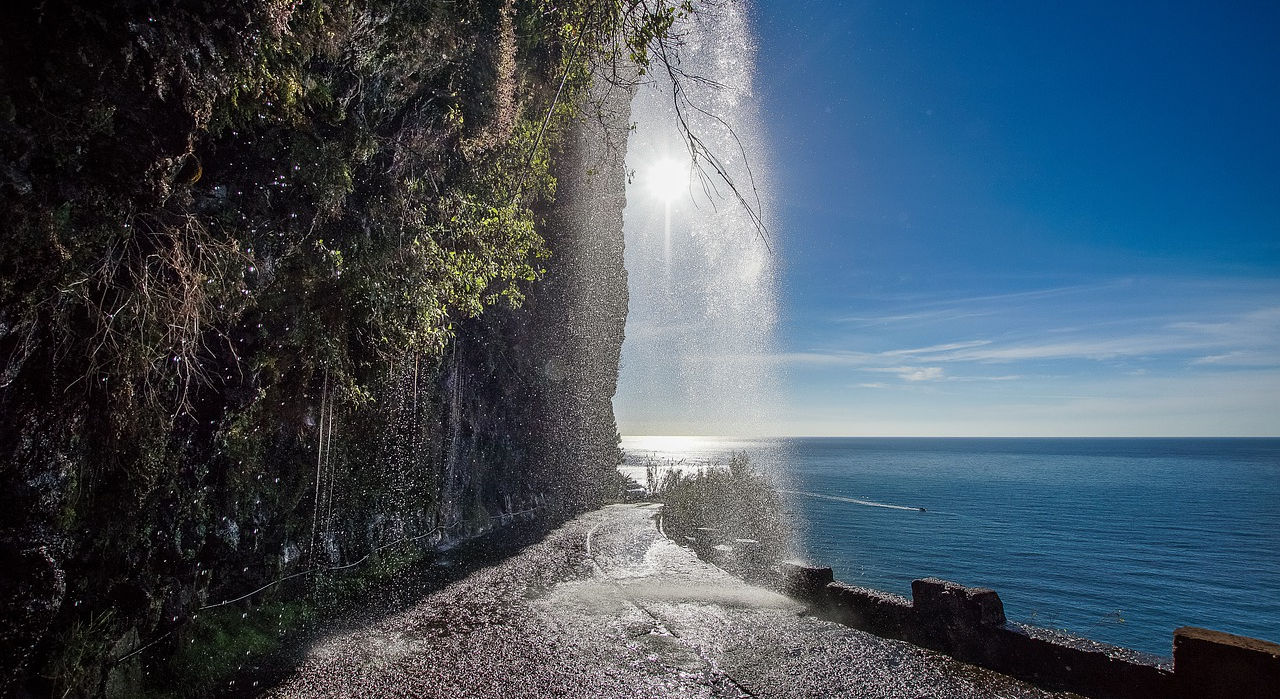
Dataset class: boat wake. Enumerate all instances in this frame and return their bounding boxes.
[779,489,925,512]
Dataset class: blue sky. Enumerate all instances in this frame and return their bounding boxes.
[615,1,1280,436]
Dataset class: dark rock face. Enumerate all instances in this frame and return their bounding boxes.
[0,4,634,694]
[0,543,66,688]
[451,70,632,522]
[1174,626,1280,699]
[525,92,632,513]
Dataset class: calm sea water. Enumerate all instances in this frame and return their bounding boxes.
[621,436,1280,657]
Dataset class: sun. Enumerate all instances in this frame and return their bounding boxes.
[645,157,689,203]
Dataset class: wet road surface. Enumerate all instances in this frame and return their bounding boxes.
[265,504,1078,698]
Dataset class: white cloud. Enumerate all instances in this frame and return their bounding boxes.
[882,340,993,356]
[864,366,946,381]
[926,337,1183,362]
[904,367,945,381]
[835,309,996,325]
[1191,350,1280,367]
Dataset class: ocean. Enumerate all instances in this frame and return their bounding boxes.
[620,436,1280,657]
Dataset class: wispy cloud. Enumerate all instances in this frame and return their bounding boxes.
[934,306,1280,365]
[1191,350,1280,367]
[904,367,944,381]
[929,281,1136,306]
[881,340,992,356]
[789,305,1280,373]
[840,281,1132,310]
[834,281,1133,326]
[836,309,996,325]
[922,336,1190,362]
[865,365,946,381]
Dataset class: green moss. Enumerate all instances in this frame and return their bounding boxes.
[166,602,315,694]
[313,544,427,608]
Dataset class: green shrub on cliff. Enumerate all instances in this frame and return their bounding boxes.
[654,453,792,578]
[166,601,314,693]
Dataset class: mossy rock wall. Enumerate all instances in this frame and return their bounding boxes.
[0,1,633,695]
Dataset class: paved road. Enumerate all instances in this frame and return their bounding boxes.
[265,504,1078,698]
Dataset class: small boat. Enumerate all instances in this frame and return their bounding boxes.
[918,507,927,512]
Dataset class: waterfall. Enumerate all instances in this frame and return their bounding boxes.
[616,0,781,438]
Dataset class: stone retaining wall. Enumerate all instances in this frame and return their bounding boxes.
[780,563,1279,699]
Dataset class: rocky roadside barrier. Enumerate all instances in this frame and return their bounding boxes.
[780,562,1280,699]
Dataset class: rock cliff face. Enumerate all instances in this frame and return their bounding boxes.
[438,72,632,532]
[0,2,633,694]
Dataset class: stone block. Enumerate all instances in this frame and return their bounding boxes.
[824,581,912,639]
[989,624,1176,698]
[1174,626,1280,699]
[778,562,833,601]
[911,577,1006,628]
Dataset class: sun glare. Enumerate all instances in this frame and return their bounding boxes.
[646,157,689,203]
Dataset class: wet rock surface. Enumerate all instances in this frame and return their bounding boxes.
[265,504,1079,698]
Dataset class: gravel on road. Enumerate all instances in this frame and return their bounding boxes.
[264,504,1079,698]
